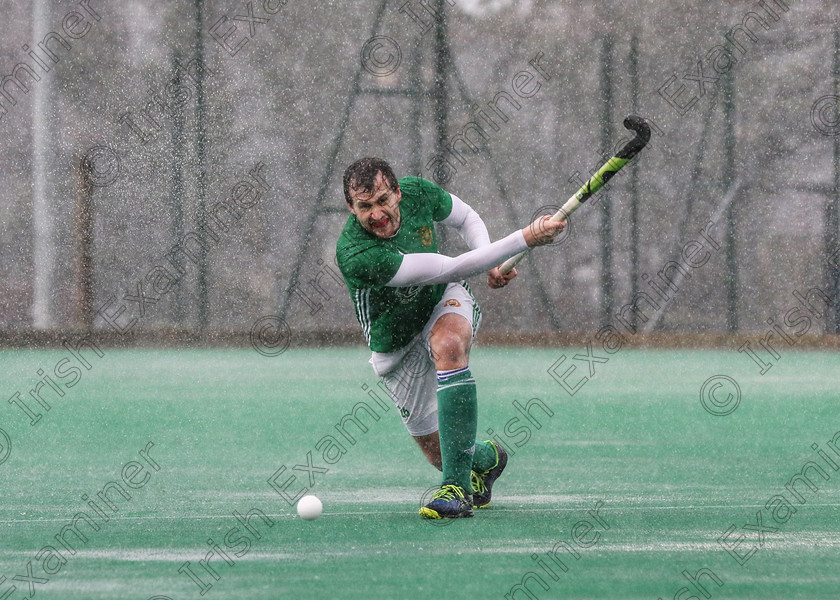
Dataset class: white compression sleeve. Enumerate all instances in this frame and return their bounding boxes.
[386,230,527,287]
[440,194,491,249]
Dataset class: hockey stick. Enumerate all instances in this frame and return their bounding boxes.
[499,115,651,274]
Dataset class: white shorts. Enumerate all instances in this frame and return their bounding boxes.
[369,281,481,437]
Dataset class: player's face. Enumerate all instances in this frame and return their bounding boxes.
[348,172,402,238]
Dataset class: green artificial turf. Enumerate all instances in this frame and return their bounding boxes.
[0,346,837,599]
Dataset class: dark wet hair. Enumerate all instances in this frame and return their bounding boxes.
[343,157,399,206]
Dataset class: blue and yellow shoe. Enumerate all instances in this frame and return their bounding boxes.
[471,441,508,508]
[419,483,474,519]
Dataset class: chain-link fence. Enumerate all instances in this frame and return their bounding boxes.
[1,0,838,342]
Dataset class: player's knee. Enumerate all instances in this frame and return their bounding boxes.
[430,332,468,366]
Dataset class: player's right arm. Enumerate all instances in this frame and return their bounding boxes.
[386,216,563,287]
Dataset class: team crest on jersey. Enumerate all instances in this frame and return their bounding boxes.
[443,298,461,307]
[418,226,433,246]
[395,285,421,303]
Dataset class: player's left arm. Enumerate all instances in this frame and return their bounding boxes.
[441,193,517,289]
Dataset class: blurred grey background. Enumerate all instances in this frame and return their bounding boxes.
[1,0,838,342]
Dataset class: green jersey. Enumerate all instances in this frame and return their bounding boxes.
[336,177,453,353]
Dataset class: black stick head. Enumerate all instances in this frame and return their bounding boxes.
[617,115,651,159]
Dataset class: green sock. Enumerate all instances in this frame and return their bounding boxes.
[471,440,497,474]
[436,367,479,491]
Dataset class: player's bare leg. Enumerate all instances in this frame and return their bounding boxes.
[413,431,442,471]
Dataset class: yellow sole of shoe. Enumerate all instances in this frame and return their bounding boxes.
[418,507,474,519]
